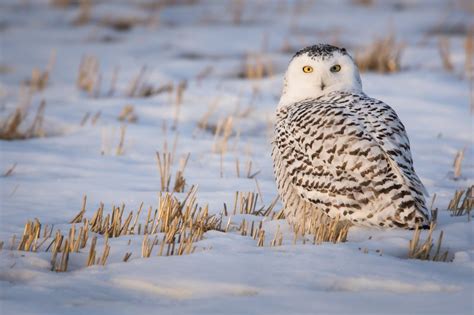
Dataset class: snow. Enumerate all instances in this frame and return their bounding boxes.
[0,0,473,314]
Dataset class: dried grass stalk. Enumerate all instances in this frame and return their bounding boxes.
[448,187,473,219]
[438,36,454,72]
[25,50,56,92]
[292,207,351,245]
[356,34,404,73]
[70,195,87,224]
[156,150,190,192]
[77,55,100,96]
[0,99,46,140]
[212,116,234,154]
[239,53,273,79]
[408,223,450,262]
[3,163,17,177]
[453,148,465,179]
[115,124,127,156]
[118,105,138,123]
[172,80,187,130]
[73,0,92,25]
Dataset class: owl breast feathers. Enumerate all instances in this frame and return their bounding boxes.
[272,91,430,229]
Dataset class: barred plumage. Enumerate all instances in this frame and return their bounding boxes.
[272,44,430,229]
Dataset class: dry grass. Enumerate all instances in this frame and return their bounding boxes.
[0,99,47,140]
[195,98,220,134]
[351,0,374,6]
[16,218,91,271]
[195,65,214,85]
[24,51,56,92]
[70,195,87,224]
[408,223,450,262]
[230,0,245,25]
[17,219,43,252]
[292,207,351,245]
[77,55,100,96]
[447,187,473,219]
[118,105,138,123]
[453,148,465,179]
[69,186,222,239]
[126,66,174,98]
[465,30,473,76]
[100,124,129,156]
[356,34,404,73]
[12,186,224,272]
[438,37,454,72]
[100,16,147,32]
[108,66,120,97]
[270,225,283,247]
[233,199,349,247]
[223,191,280,218]
[115,124,127,156]
[238,53,274,79]
[232,191,258,215]
[156,151,190,193]
[245,159,259,178]
[466,30,474,113]
[212,116,234,154]
[81,111,101,126]
[91,111,101,125]
[73,0,92,26]
[3,163,17,177]
[172,80,187,130]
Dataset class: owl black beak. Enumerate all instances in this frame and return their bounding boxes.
[320,80,326,91]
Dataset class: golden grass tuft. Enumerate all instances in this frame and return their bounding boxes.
[77,55,102,96]
[115,124,127,156]
[293,208,351,245]
[195,98,220,134]
[222,192,279,218]
[24,51,56,92]
[453,148,465,179]
[69,186,221,240]
[238,53,274,79]
[356,34,404,73]
[438,37,454,72]
[118,105,138,123]
[408,223,450,262]
[212,116,234,154]
[156,151,190,192]
[466,30,474,113]
[126,66,174,98]
[10,185,224,272]
[0,99,47,140]
[172,80,187,130]
[270,225,283,247]
[73,0,92,26]
[447,187,473,219]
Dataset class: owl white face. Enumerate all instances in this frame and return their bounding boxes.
[279,46,363,107]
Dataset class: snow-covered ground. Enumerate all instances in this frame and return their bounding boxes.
[0,1,473,314]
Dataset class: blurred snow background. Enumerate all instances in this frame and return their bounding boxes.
[0,0,473,314]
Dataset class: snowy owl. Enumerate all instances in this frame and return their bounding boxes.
[271,44,430,229]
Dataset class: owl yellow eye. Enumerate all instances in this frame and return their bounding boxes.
[302,66,313,73]
[330,64,341,72]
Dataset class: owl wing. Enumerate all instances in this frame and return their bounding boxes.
[274,97,429,227]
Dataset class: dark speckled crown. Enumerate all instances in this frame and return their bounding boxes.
[293,44,348,60]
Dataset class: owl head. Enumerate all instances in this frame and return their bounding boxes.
[279,44,363,107]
